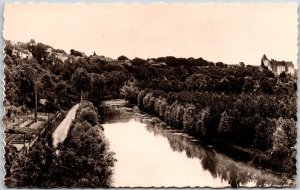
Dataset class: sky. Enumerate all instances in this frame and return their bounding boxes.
[3,3,298,66]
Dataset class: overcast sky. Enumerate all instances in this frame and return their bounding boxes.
[4,3,298,66]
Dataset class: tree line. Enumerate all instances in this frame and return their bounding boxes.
[120,57,296,175]
[4,39,297,182]
[4,40,127,120]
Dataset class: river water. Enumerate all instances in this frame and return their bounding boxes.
[102,99,287,188]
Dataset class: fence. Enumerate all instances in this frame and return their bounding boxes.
[5,111,61,155]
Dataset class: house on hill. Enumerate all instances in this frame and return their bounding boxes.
[12,48,32,60]
[261,54,295,76]
[56,52,69,62]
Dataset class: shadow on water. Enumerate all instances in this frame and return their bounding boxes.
[102,99,287,188]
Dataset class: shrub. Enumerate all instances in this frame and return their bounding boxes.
[77,107,99,126]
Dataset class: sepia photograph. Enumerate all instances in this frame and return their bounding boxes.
[3,3,297,188]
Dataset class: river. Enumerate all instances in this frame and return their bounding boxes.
[102,99,287,188]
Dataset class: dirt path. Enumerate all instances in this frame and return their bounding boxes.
[52,104,79,147]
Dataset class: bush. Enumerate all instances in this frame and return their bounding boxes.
[120,80,139,103]
[183,104,195,132]
[77,107,99,126]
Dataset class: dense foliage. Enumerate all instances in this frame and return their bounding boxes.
[4,40,127,117]
[4,39,297,183]
[120,56,297,174]
[5,101,115,187]
[54,101,115,187]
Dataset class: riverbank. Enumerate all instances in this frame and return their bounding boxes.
[132,89,296,177]
[203,137,296,186]
[54,101,116,187]
[146,106,294,179]
[205,137,284,172]
[101,99,290,187]
[112,97,295,181]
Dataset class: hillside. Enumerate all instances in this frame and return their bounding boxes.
[4,40,297,177]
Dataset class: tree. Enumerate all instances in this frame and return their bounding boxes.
[183,104,195,131]
[56,102,115,187]
[4,55,14,67]
[260,78,276,94]
[194,108,210,137]
[239,62,245,68]
[254,119,275,151]
[120,79,139,103]
[4,40,13,56]
[53,80,76,110]
[9,140,55,187]
[70,49,83,57]
[272,125,288,155]
[216,62,227,67]
[4,145,18,184]
[276,117,296,148]
[29,39,36,46]
[31,43,49,64]
[218,111,231,139]
[11,64,36,108]
[77,106,99,126]
[131,57,146,66]
[117,55,129,61]
[185,74,210,91]
[243,77,255,93]
[71,68,91,102]
[90,73,107,101]
[279,72,287,82]
[57,123,115,187]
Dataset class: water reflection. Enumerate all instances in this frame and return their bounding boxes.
[102,99,287,188]
[201,149,218,179]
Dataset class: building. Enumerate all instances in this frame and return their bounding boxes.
[56,52,69,62]
[12,48,33,60]
[261,54,295,76]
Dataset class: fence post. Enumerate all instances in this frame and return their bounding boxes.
[23,132,26,155]
[35,88,37,122]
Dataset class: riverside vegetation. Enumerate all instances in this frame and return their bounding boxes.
[4,40,296,186]
[5,101,115,187]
